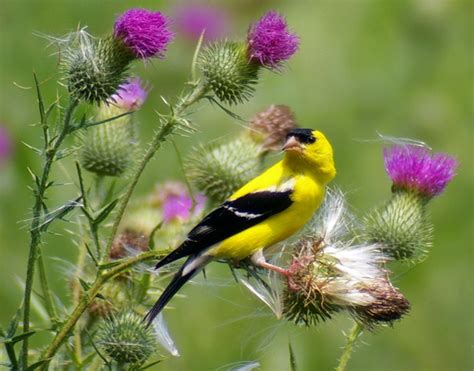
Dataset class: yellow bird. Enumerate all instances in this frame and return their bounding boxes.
[145,128,336,324]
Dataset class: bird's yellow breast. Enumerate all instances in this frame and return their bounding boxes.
[208,165,324,260]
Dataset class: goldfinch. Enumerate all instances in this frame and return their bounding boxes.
[145,129,336,324]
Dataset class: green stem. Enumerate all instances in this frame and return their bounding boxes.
[335,322,363,371]
[21,99,78,369]
[72,242,87,366]
[103,82,208,259]
[36,251,58,323]
[39,250,170,368]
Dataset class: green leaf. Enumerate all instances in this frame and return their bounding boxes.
[289,341,298,371]
[33,73,47,129]
[97,260,122,270]
[26,359,51,370]
[6,302,23,338]
[4,342,18,370]
[93,199,119,225]
[84,243,99,266]
[2,331,36,345]
[148,221,164,251]
[39,196,83,232]
[139,360,162,369]
[79,278,91,291]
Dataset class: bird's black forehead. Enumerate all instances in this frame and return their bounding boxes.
[286,128,316,144]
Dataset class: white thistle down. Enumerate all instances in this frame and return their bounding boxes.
[284,189,409,326]
[152,313,180,357]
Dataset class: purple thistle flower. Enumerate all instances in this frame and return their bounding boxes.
[174,3,230,42]
[247,11,299,68]
[384,145,457,198]
[109,78,148,111]
[0,126,12,164]
[114,8,174,59]
[161,183,206,223]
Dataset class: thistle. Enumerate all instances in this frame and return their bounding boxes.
[249,104,298,152]
[174,3,230,42]
[0,125,12,165]
[198,11,299,105]
[65,9,173,104]
[79,79,147,176]
[97,311,156,365]
[160,185,206,224]
[247,11,299,69]
[185,137,260,203]
[114,8,174,59]
[366,145,457,261]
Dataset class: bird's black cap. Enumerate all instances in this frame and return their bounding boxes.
[286,128,316,144]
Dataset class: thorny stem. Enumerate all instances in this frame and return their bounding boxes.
[335,322,364,371]
[103,82,208,259]
[21,99,78,369]
[39,249,170,368]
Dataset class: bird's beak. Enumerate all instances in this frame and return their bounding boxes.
[282,136,302,153]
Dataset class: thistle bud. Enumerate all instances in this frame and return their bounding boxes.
[366,145,457,262]
[97,311,156,365]
[79,79,146,176]
[199,41,259,105]
[185,137,260,203]
[65,9,172,104]
[249,104,298,152]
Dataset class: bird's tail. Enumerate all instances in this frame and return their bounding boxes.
[144,253,212,326]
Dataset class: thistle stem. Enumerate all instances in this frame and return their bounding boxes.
[335,322,363,371]
[39,249,171,368]
[103,82,208,259]
[21,99,78,368]
[37,251,58,323]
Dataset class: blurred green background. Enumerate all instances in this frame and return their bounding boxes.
[0,0,472,370]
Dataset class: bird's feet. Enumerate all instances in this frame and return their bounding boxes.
[250,250,291,277]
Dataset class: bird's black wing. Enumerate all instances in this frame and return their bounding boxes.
[154,189,293,269]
